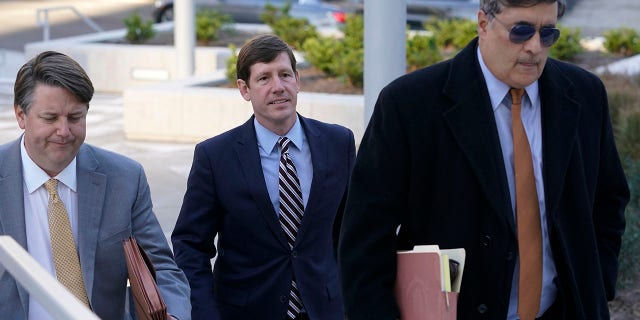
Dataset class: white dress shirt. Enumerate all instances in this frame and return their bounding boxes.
[21,137,80,320]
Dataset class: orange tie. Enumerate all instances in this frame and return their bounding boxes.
[510,88,542,320]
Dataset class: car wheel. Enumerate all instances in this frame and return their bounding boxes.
[157,5,174,22]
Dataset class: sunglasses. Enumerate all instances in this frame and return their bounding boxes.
[490,14,560,47]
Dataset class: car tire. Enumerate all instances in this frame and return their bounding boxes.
[156,4,174,23]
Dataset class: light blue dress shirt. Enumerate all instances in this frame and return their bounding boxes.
[254,116,313,216]
[477,48,558,319]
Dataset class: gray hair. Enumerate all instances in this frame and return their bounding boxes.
[480,0,566,18]
[14,51,94,113]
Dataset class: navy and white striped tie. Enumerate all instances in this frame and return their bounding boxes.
[278,136,304,319]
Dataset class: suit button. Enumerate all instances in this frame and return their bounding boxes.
[506,251,513,260]
[280,295,287,303]
[477,304,488,314]
[481,235,491,247]
[291,251,298,258]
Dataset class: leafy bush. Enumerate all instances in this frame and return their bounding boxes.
[302,37,343,77]
[338,13,364,87]
[603,27,640,56]
[225,44,238,84]
[123,12,156,44]
[549,25,584,62]
[261,3,318,50]
[406,33,442,72]
[425,18,477,56]
[603,74,640,289]
[195,9,233,45]
[617,160,640,290]
[302,13,363,87]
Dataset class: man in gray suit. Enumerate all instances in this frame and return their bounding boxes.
[0,51,190,319]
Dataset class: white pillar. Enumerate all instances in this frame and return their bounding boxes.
[364,0,406,125]
[175,0,195,78]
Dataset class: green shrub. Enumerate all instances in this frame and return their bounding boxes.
[195,9,233,45]
[617,161,640,289]
[604,74,640,289]
[225,44,238,84]
[603,27,640,56]
[338,13,364,87]
[302,37,343,77]
[618,112,640,162]
[606,75,640,131]
[406,33,442,72]
[549,25,583,62]
[341,46,364,87]
[123,12,156,44]
[425,18,477,55]
[261,3,318,50]
[301,13,363,87]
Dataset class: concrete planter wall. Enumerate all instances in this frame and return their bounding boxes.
[24,23,366,144]
[123,73,365,144]
[24,23,231,93]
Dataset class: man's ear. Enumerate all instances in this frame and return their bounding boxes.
[14,105,26,129]
[237,79,251,101]
[477,10,489,37]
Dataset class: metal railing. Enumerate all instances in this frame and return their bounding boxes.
[36,6,104,41]
[0,236,99,319]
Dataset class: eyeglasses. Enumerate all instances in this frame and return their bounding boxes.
[490,14,560,47]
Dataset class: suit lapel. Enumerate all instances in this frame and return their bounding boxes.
[0,138,30,312]
[442,39,515,231]
[75,145,107,301]
[538,61,580,219]
[234,118,290,248]
[294,115,326,242]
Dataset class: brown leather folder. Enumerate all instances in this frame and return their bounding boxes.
[123,236,169,320]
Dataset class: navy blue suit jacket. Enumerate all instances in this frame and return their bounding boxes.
[339,38,629,320]
[173,114,355,319]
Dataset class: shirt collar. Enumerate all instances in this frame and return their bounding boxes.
[254,115,304,154]
[477,47,540,110]
[20,135,77,193]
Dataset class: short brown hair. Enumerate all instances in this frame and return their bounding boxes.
[14,51,94,113]
[236,34,297,86]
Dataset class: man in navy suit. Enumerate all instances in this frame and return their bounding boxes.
[339,0,629,319]
[172,34,355,320]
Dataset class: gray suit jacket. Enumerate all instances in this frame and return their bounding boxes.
[0,138,191,320]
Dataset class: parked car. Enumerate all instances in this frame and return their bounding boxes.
[329,0,479,28]
[406,0,479,24]
[152,0,350,28]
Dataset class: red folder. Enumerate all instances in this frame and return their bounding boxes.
[394,245,463,320]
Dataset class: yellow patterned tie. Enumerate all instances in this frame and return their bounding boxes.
[44,179,90,307]
[510,88,542,320]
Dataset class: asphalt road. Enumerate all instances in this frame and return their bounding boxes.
[0,0,155,52]
[560,0,640,37]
